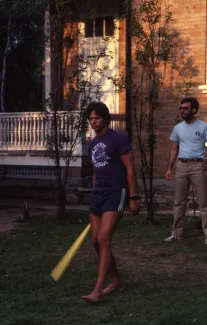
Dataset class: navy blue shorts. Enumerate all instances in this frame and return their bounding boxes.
[90,188,128,216]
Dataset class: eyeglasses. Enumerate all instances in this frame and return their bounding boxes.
[178,106,189,111]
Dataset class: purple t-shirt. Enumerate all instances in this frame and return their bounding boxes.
[88,128,132,190]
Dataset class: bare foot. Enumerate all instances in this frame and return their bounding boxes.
[102,283,123,296]
[81,291,102,303]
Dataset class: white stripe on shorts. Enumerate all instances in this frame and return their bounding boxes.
[118,188,126,212]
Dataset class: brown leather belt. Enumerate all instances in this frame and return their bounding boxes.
[179,158,204,163]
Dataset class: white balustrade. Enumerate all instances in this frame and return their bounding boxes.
[0,112,126,151]
[0,112,47,150]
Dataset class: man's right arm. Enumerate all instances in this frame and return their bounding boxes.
[166,142,179,180]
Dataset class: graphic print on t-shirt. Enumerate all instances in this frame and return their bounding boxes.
[92,142,110,168]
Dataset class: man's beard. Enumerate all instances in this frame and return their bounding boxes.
[181,111,194,122]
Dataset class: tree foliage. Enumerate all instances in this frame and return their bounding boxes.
[114,0,179,223]
[0,0,45,111]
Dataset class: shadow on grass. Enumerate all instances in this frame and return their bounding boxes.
[1,213,207,325]
[12,320,44,325]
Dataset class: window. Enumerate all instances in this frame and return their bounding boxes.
[85,19,93,37]
[105,16,114,36]
[84,16,114,38]
[95,17,104,37]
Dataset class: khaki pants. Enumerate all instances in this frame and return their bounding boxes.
[172,160,207,239]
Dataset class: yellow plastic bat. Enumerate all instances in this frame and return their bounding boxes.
[51,223,91,281]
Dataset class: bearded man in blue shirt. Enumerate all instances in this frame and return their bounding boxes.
[165,97,207,244]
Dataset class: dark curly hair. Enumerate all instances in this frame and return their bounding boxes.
[181,97,199,114]
[86,102,111,125]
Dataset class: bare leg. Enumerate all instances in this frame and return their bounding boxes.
[102,223,123,295]
[89,214,122,293]
[82,211,121,302]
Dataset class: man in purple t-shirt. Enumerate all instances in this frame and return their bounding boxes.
[82,102,140,303]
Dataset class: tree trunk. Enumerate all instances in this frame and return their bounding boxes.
[0,17,11,112]
[54,112,67,219]
[148,110,155,224]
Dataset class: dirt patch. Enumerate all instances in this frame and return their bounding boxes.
[0,206,56,234]
[0,207,23,233]
[115,243,207,284]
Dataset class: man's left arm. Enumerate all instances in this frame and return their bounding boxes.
[203,125,207,160]
[121,151,140,215]
[204,125,207,142]
[121,150,137,196]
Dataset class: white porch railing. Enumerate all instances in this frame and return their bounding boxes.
[0,112,47,151]
[0,112,126,151]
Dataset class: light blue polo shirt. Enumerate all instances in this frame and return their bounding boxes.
[170,119,207,159]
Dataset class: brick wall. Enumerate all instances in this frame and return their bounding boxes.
[131,0,207,179]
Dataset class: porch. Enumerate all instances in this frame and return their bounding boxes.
[0,111,126,180]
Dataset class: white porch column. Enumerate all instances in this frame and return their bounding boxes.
[44,8,52,104]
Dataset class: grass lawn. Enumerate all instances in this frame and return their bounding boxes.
[0,211,207,325]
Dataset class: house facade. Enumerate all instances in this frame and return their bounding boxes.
[0,0,207,188]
